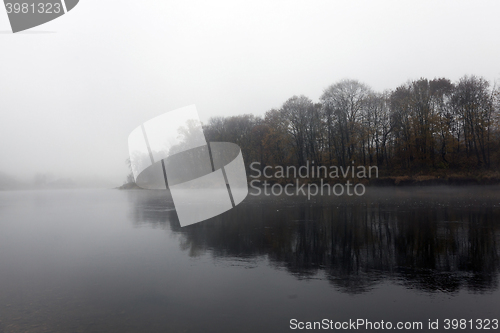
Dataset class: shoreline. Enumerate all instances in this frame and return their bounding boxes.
[368,175,500,186]
[116,174,500,191]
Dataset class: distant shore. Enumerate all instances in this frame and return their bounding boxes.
[116,182,143,190]
[368,175,500,186]
[117,172,500,191]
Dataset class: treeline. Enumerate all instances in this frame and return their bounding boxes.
[203,75,500,177]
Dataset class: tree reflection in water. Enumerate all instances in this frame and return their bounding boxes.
[128,186,500,295]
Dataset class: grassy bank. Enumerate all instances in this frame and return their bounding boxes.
[247,171,500,187]
[118,172,500,190]
[369,172,500,186]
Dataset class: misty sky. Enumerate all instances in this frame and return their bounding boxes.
[1,0,499,185]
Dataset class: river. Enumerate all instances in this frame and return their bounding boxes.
[0,186,499,332]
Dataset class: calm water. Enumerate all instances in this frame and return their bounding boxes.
[0,187,499,332]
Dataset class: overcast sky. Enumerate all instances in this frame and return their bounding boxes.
[1,0,499,185]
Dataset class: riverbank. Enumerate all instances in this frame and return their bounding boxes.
[116,182,143,190]
[369,174,500,186]
[248,171,500,187]
[117,172,500,190]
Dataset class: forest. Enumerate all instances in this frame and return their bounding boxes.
[202,75,500,183]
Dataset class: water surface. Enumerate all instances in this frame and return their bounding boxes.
[0,187,499,332]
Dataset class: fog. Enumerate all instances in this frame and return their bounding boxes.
[1,0,499,187]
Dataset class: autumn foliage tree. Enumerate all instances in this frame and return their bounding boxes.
[202,75,500,177]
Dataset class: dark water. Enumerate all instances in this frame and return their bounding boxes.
[0,187,499,332]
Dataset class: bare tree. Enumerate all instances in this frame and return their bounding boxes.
[320,79,372,167]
